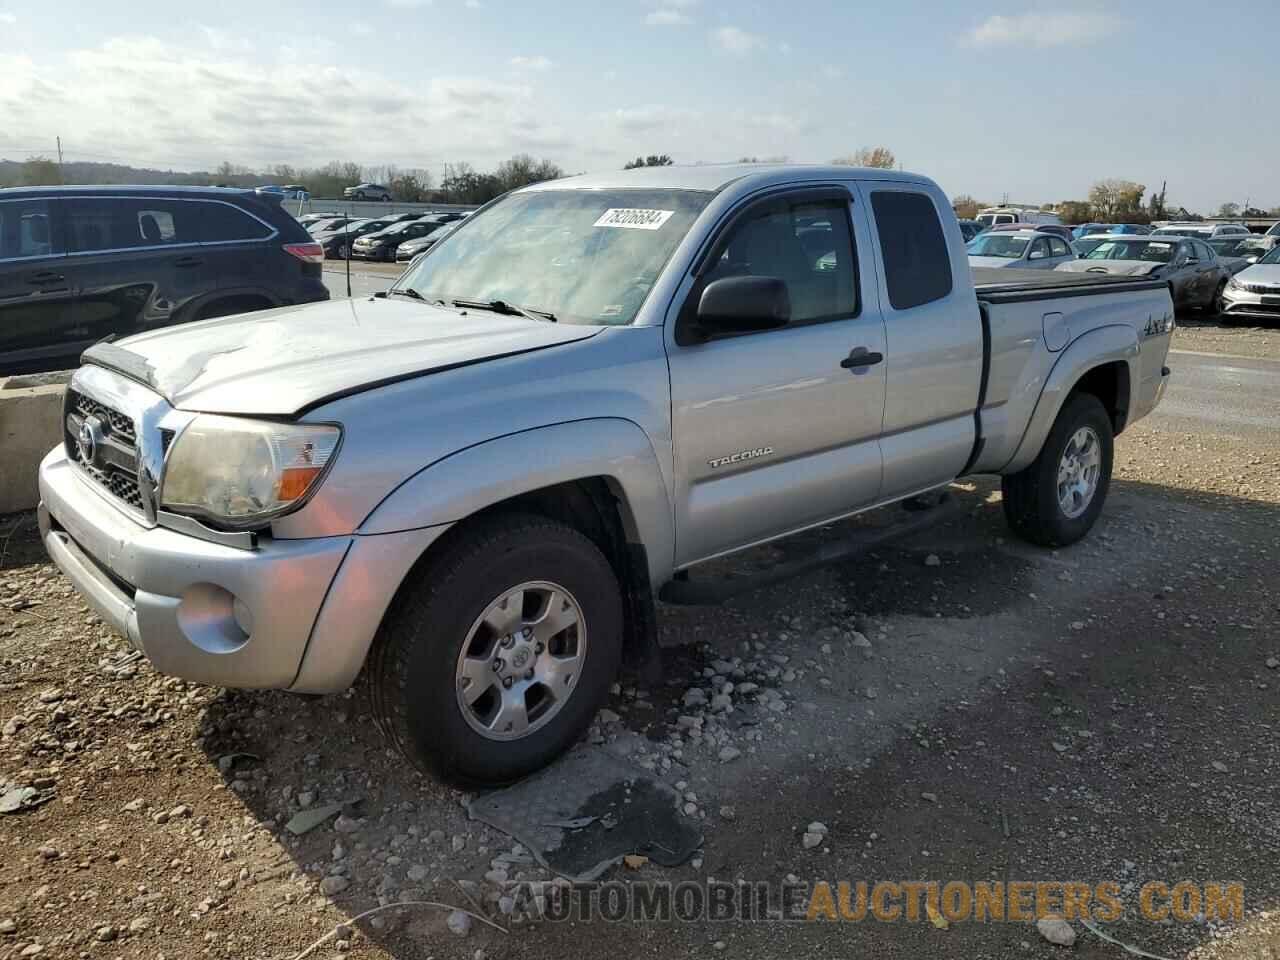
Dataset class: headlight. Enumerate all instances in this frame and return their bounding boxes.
[1225,277,1242,292]
[160,416,341,528]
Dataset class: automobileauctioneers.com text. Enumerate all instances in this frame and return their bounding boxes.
[517,879,1244,924]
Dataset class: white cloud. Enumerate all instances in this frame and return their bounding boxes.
[963,11,1125,48]
[0,12,16,24]
[352,23,374,36]
[0,38,568,172]
[712,25,765,55]
[510,54,553,71]
[198,24,252,52]
[645,9,692,25]
[387,0,432,7]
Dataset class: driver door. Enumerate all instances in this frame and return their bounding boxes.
[666,186,887,568]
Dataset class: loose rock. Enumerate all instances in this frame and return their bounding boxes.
[447,910,473,937]
[1036,916,1077,946]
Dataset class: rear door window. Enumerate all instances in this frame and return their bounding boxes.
[64,197,200,252]
[1048,237,1072,258]
[0,199,62,260]
[198,202,275,243]
[870,191,953,309]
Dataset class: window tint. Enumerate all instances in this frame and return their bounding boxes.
[1048,237,1071,258]
[703,196,857,324]
[870,191,952,310]
[1195,241,1215,261]
[198,202,274,243]
[64,197,199,252]
[0,199,60,260]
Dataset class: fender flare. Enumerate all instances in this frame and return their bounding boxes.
[359,417,675,586]
[1003,324,1139,474]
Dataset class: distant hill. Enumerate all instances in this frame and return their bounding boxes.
[0,158,259,189]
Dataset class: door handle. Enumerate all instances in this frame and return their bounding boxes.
[840,348,884,370]
[26,271,65,285]
[173,256,203,268]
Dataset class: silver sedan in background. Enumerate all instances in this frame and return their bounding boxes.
[967,230,1078,269]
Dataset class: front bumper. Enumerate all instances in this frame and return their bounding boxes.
[38,446,351,690]
[1221,288,1280,320]
[349,247,390,261]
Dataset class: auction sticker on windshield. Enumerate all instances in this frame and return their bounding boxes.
[594,208,676,230]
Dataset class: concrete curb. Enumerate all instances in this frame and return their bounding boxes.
[0,381,65,514]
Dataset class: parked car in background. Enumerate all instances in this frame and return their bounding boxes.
[312,218,400,259]
[298,213,335,227]
[976,206,1063,228]
[281,185,311,201]
[1151,223,1250,240]
[1219,245,1280,321]
[1072,234,1118,258]
[1056,236,1229,310]
[1109,224,1150,235]
[0,186,328,374]
[957,219,985,242]
[343,183,393,201]
[1072,223,1114,239]
[395,221,460,262]
[987,222,1076,243]
[351,219,451,262]
[967,229,1077,269]
[1207,236,1274,273]
[1266,221,1280,238]
[255,185,309,202]
[306,216,359,235]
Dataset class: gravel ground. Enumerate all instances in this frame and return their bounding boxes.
[1,318,1277,960]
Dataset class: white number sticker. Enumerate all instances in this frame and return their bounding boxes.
[593,208,675,230]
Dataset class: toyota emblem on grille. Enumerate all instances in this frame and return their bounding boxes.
[77,416,104,467]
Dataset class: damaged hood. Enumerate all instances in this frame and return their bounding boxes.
[1055,259,1165,277]
[84,296,602,415]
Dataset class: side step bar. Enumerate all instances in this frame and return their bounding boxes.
[658,495,959,606]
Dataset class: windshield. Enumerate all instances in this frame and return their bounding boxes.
[1153,227,1209,238]
[1209,239,1251,256]
[1073,238,1106,256]
[968,235,1029,258]
[1259,246,1280,265]
[397,188,712,325]
[1085,240,1176,262]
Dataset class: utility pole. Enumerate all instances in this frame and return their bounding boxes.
[56,136,64,183]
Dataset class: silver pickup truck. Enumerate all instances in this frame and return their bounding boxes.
[38,164,1173,784]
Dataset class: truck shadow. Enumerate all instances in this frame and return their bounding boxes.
[193,473,1279,958]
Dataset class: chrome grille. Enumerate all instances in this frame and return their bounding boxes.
[65,389,145,514]
[72,390,137,445]
[1243,283,1280,295]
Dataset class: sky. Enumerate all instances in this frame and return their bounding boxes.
[1,0,1276,213]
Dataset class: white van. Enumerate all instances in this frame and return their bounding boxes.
[976,206,1063,229]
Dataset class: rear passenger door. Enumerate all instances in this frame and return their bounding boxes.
[1047,236,1075,266]
[667,186,887,567]
[64,196,211,340]
[0,196,74,374]
[858,184,982,499]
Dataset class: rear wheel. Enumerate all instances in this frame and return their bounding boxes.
[1002,392,1114,547]
[1210,278,1228,315]
[364,513,623,785]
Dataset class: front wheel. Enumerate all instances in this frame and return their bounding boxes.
[1209,278,1227,314]
[1002,393,1114,547]
[364,513,623,785]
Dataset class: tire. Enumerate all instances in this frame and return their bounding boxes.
[1210,278,1227,315]
[364,513,624,785]
[1001,392,1114,548]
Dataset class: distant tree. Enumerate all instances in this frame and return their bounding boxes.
[832,147,896,169]
[1148,181,1168,222]
[624,154,674,169]
[1056,200,1093,225]
[951,195,980,220]
[20,156,61,186]
[1088,179,1145,220]
[389,170,433,202]
[271,163,297,182]
[1216,202,1241,218]
[340,161,363,183]
[1242,207,1268,218]
[495,154,565,192]
[1269,206,1280,217]
[438,162,504,205]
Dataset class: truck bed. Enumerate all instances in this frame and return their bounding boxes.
[973,267,1167,303]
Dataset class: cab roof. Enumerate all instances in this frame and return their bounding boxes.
[519,163,930,195]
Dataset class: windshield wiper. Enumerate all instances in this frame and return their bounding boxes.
[388,287,425,301]
[451,298,557,323]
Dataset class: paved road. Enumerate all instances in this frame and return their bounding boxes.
[1158,349,1280,441]
[322,262,400,300]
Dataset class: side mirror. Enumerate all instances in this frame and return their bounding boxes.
[695,276,790,338]
[1028,249,1046,260]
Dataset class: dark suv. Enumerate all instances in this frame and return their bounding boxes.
[0,186,329,375]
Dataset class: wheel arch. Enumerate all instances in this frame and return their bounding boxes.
[290,419,673,693]
[1002,325,1138,475]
